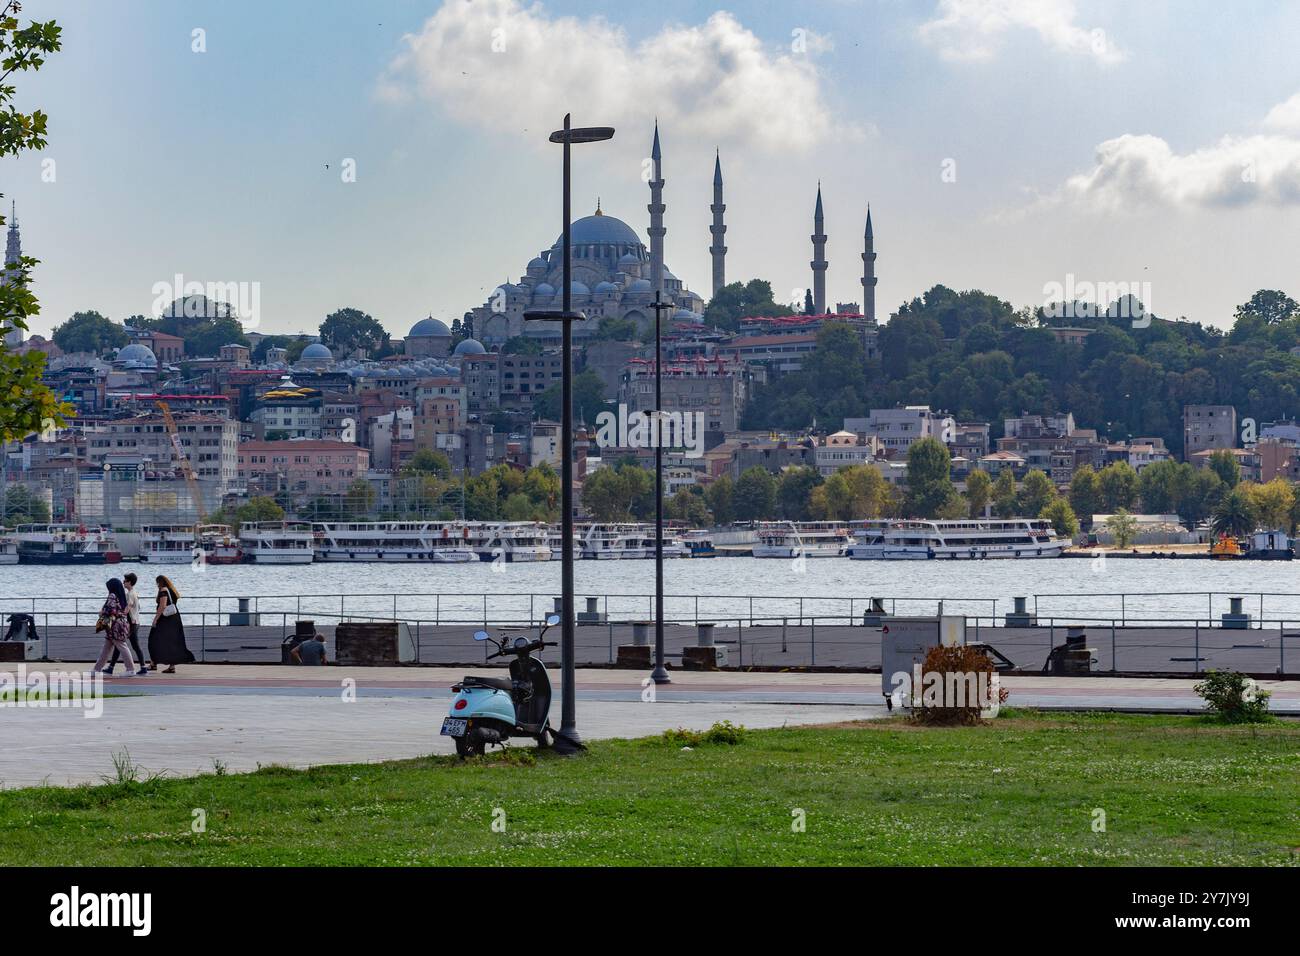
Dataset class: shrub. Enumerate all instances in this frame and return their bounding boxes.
[1193,670,1273,724]
[911,644,1009,727]
[661,720,747,747]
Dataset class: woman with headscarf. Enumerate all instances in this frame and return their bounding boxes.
[92,578,136,675]
[148,574,194,673]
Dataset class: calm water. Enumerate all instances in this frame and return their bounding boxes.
[3,556,1300,627]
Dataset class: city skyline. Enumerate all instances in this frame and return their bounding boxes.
[3,0,1300,339]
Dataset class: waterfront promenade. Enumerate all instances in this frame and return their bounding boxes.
[4,664,1297,788]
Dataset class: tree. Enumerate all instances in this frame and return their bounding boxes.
[1018,469,1057,517]
[403,448,451,479]
[665,487,712,526]
[1136,458,1182,514]
[704,475,734,525]
[533,368,608,425]
[1069,465,1102,526]
[343,478,377,518]
[776,465,820,521]
[702,279,794,332]
[184,316,248,357]
[1040,498,1079,538]
[1206,449,1240,489]
[991,468,1018,517]
[904,436,957,518]
[965,468,992,518]
[581,463,653,522]
[593,316,638,342]
[320,307,389,358]
[1105,509,1138,548]
[501,336,542,355]
[0,7,68,441]
[1098,461,1139,512]
[733,466,776,521]
[1211,486,1256,538]
[51,311,128,355]
[1245,479,1293,531]
[4,484,49,524]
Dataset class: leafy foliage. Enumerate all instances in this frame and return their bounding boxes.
[1194,670,1273,724]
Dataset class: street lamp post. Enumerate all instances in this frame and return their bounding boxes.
[524,113,614,754]
[648,292,674,684]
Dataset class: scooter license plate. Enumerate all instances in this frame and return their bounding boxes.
[441,718,467,737]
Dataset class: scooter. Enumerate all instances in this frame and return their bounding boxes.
[440,613,562,757]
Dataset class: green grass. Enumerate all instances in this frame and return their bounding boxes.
[1,711,1297,866]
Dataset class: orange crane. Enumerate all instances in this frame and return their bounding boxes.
[155,400,206,523]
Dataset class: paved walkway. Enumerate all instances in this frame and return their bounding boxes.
[2,665,1295,789]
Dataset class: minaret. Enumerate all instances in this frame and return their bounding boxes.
[3,202,21,347]
[861,205,877,324]
[647,122,666,300]
[708,150,726,298]
[810,183,827,315]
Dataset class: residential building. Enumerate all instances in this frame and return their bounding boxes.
[845,406,955,458]
[1183,405,1237,458]
[619,355,753,436]
[83,414,240,487]
[237,440,370,496]
[814,430,878,476]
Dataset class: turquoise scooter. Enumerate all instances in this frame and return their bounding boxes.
[441,613,562,757]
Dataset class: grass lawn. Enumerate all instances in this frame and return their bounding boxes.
[1,710,1296,866]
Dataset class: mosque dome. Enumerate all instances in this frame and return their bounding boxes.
[533,282,556,299]
[115,343,158,368]
[594,281,618,294]
[558,213,643,249]
[628,278,652,293]
[301,343,332,360]
[569,281,590,297]
[618,252,641,268]
[408,316,452,338]
[526,256,548,275]
[453,338,486,356]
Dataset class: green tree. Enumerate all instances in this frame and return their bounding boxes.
[1069,465,1102,526]
[1207,449,1240,489]
[1211,485,1256,538]
[533,368,608,425]
[775,465,821,521]
[991,468,1018,517]
[1040,497,1079,538]
[3,484,49,524]
[665,487,712,526]
[403,448,451,479]
[733,466,776,521]
[0,7,68,441]
[965,468,992,518]
[183,316,248,357]
[51,311,128,355]
[342,478,377,518]
[704,475,734,525]
[702,279,794,332]
[320,307,389,358]
[1018,469,1057,517]
[1098,461,1139,512]
[904,437,957,518]
[593,316,638,342]
[1105,508,1138,548]
[501,336,542,355]
[581,463,653,522]
[1245,479,1293,531]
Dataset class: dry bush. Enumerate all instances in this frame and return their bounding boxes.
[911,645,1009,727]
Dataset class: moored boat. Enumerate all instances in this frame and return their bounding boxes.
[14,524,121,564]
[847,519,1066,559]
[240,521,316,564]
[752,521,848,558]
[140,524,198,564]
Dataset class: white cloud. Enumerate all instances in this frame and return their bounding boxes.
[379,0,855,152]
[1054,96,1300,211]
[919,0,1124,65]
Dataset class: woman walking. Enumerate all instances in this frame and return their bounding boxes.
[92,578,136,676]
[148,574,194,674]
[105,571,149,676]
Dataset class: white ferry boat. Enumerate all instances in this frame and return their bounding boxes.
[312,521,475,562]
[545,527,583,562]
[196,524,244,564]
[468,522,553,562]
[629,530,690,558]
[752,521,848,558]
[847,519,1067,560]
[681,530,717,558]
[240,521,316,564]
[0,530,19,565]
[140,524,198,564]
[580,523,648,559]
[14,524,121,565]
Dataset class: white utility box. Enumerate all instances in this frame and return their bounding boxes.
[880,616,965,709]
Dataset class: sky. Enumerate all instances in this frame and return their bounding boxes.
[5,0,1300,340]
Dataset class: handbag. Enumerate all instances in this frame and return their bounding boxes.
[95,616,107,633]
[161,603,178,618]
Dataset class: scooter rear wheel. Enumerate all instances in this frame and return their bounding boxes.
[454,733,485,758]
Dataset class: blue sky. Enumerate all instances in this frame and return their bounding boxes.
[6,0,1300,339]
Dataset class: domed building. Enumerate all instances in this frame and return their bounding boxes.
[406,316,453,358]
[452,337,486,357]
[114,343,158,371]
[297,342,333,370]
[469,125,704,347]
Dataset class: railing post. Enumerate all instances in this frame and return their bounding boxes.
[436,594,440,627]
[201,613,207,662]
[810,618,815,666]
[1194,620,1200,674]
[393,594,398,623]
[782,617,787,653]
[1121,594,1126,626]
[1111,620,1116,672]
[483,594,488,628]
[694,595,699,625]
[737,618,743,668]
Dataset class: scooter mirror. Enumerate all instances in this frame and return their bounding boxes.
[545,614,561,627]
[473,630,491,642]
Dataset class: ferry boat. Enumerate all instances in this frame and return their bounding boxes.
[629,530,690,558]
[752,521,849,558]
[468,522,553,562]
[0,530,19,565]
[14,524,121,564]
[580,524,650,559]
[196,524,244,564]
[545,527,583,562]
[681,530,717,558]
[240,521,316,564]
[140,524,198,564]
[311,521,475,562]
[847,519,1067,560]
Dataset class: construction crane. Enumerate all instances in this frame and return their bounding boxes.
[155,400,206,524]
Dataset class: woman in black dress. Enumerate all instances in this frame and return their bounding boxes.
[148,574,194,673]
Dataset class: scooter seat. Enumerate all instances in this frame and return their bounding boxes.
[461,675,515,692]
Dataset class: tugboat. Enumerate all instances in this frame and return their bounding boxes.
[1245,529,1293,560]
[1209,534,1244,560]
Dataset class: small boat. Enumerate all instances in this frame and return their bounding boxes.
[311,521,475,562]
[239,521,316,564]
[468,522,553,562]
[1246,529,1294,560]
[848,519,1067,560]
[15,524,121,564]
[1210,534,1244,560]
[753,521,848,558]
[140,524,198,564]
[681,530,717,558]
[0,530,19,565]
[196,524,244,564]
